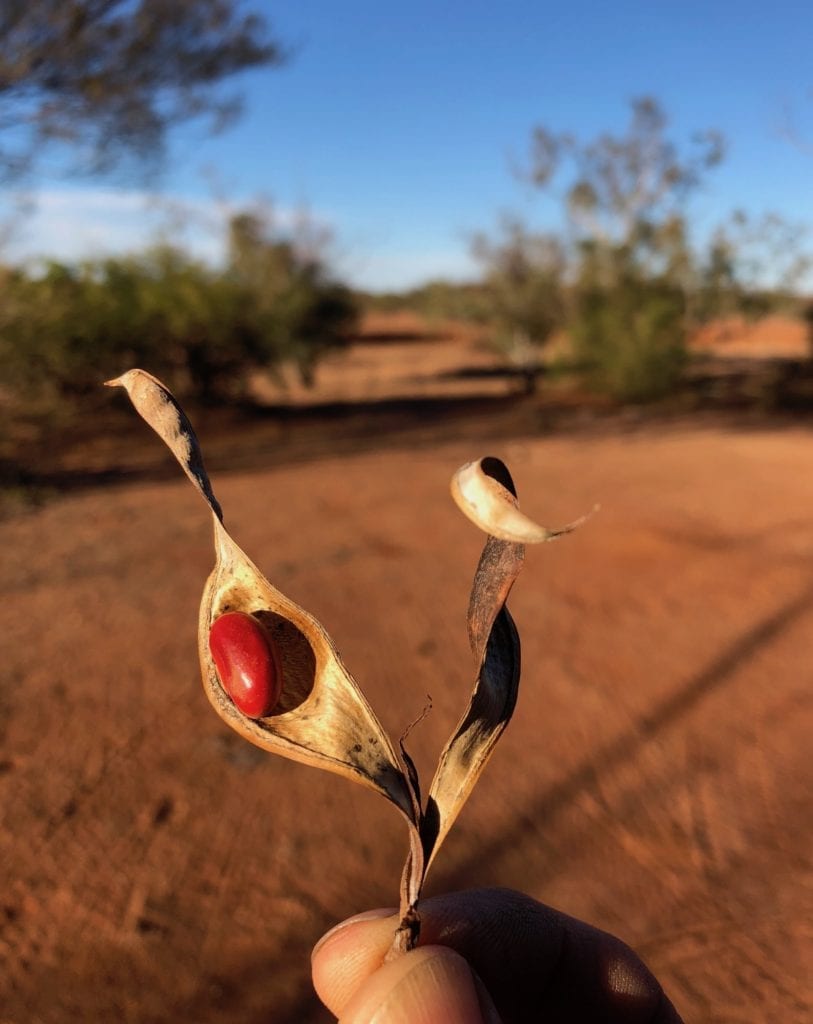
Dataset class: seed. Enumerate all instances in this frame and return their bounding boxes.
[208,611,282,718]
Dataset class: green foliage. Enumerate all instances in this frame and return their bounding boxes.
[361,280,493,324]
[474,97,729,400]
[0,213,358,411]
[572,264,687,401]
[692,210,812,324]
[527,97,725,249]
[227,211,356,388]
[474,221,565,346]
[471,220,567,391]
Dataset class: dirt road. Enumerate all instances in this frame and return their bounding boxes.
[2,420,811,1021]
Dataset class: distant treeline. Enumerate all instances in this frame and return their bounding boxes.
[0,211,358,413]
[3,100,813,421]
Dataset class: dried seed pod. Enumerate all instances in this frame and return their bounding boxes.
[418,457,590,875]
[106,369,416,821]
[108,371,589,962]
[388,458,591,959]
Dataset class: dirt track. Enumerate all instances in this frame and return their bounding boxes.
[2,411,811,1022]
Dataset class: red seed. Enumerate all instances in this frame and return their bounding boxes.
[208,611,282,718]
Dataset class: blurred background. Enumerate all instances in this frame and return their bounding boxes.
[1,2,811,1021]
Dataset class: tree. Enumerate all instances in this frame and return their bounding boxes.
[521,97,725,400]
[0,206,358,410]
[0,0,282,180]
[0,249,244,404]
[526,97,724,258]
[696,210,811,323]
[472,218,566,393]
[227,209,358,388]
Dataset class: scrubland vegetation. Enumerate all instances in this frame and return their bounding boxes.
[0,209,357,412]
[0,5,810,436]
[369,99,811,401]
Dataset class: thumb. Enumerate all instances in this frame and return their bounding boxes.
[337,945,501,1024]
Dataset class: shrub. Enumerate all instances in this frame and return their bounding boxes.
[572,275,687,402]
[0,214,358,413]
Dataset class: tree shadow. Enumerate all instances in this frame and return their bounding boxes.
[9,360,813,509]
[231,566,813,1024]
[434,581,813,892]
[3,390,534,499]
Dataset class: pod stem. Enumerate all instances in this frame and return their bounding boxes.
[386,903,421,961]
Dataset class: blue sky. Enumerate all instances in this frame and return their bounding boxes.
[3,1,813,290]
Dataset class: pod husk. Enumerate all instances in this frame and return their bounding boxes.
[395,457,589,953]
[420,525,524,873]
[109,371,588,960]
[107,369,415,820]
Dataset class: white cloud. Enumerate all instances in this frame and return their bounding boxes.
[0,187,334,269]
[0,187,477,291]
[0,187,229,266]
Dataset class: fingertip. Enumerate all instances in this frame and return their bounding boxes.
[312,908,397,961]
[339,945,492,1024]
[311,909,398,1017]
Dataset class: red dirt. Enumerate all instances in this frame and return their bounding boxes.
[690,314,809,359]
[1,316,812,1022]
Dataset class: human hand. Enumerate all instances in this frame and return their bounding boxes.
[312,887,683,1023]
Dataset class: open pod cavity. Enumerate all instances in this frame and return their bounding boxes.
[201,519,414,815]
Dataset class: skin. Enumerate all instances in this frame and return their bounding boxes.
[311,888,684,1024]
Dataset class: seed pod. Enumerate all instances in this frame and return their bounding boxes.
[108,370,589,961]
[105,369,417,824]
[418,457,592,875]
[389,457,591,955]
[451,456,594,544]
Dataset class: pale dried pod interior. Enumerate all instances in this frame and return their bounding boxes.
[451,456,595,543]
[202,518,414,814]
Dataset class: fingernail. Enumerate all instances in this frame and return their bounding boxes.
[312,907,396,960]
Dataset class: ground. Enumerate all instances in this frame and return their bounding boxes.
[1,316,811,1022]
